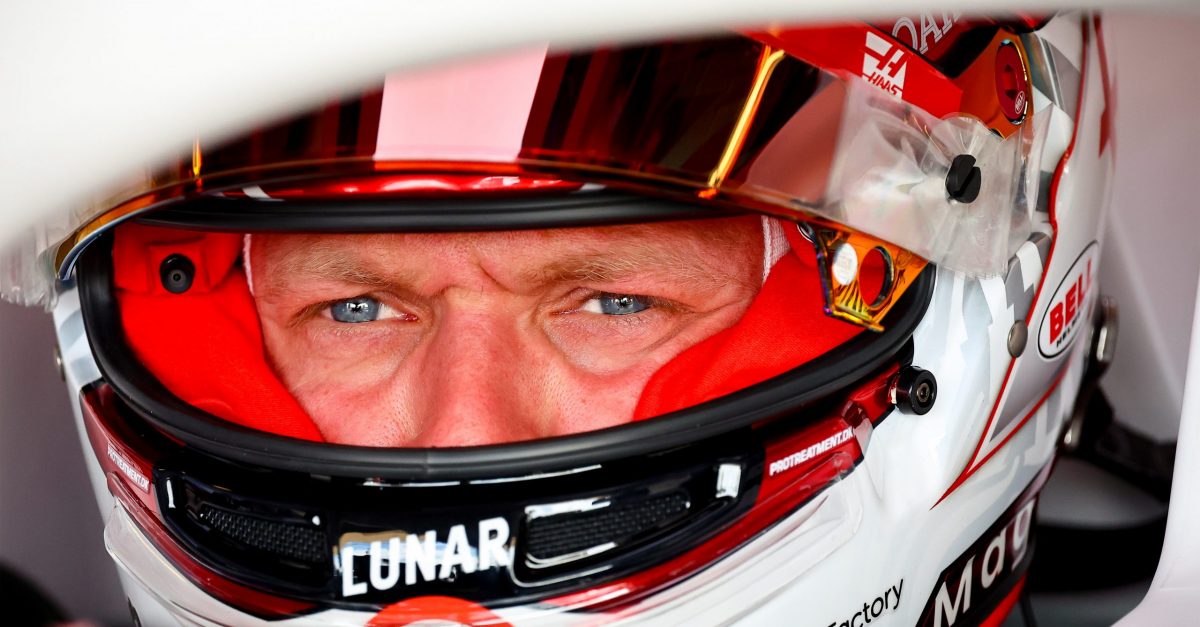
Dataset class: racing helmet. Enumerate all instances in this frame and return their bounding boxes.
[18,11,1115,626]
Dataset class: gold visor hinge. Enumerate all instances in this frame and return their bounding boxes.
[803,223,928,331]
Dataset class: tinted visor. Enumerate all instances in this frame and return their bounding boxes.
[53,28,1032,301]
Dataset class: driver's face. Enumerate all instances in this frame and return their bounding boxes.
[251,217,763,447]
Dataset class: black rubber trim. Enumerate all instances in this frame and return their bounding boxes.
[137,189,735,233]
[1027,516,1165,592]
[57,190,736,283]
[78,233,934,481]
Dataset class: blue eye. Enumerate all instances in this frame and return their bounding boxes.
[330,297,380,323]
[584,293,651,316]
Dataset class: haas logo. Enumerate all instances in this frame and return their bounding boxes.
[1038,242,1099,358]
[863,31,908,97]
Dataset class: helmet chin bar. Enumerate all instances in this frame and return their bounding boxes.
[80,360,900,616]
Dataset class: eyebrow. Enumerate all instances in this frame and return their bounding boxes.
[262,244,399,293]
[524,245,732,291]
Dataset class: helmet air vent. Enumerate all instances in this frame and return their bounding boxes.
[523,491,691,569]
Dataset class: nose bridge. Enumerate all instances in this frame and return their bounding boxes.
[412,307,538,446]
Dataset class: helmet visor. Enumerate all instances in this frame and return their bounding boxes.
[23,27,1036,309]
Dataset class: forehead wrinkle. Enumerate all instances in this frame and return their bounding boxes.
[260,238,397,295]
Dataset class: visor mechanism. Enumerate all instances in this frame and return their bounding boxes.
[891,366,938,416]
[800,222,927,331]
[946,154,983,204]
[159,254,195,294]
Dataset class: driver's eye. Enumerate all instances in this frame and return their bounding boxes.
[330,296,381,323]
[582,293,652,316]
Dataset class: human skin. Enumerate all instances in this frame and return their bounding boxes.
[250,217,763,447]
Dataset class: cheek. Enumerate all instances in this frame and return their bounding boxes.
[261,322,422,445]
[546,360,667,435]
[301,383,418,446]
[541,290,761,434]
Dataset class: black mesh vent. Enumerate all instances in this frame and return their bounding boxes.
[525,492,690,559]
[198,504,326,564]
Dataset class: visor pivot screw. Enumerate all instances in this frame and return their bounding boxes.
[893,366,937,415]
[1008,321,1029,357]
[946,154,982,203]
[160,254,195,294]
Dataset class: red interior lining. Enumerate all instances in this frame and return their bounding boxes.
[115,225,321,441]
[633,251,861,419]
[113,222,863,441]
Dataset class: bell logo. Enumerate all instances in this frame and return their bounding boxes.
[863,31,908,97]
[1038,243,1100,358]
